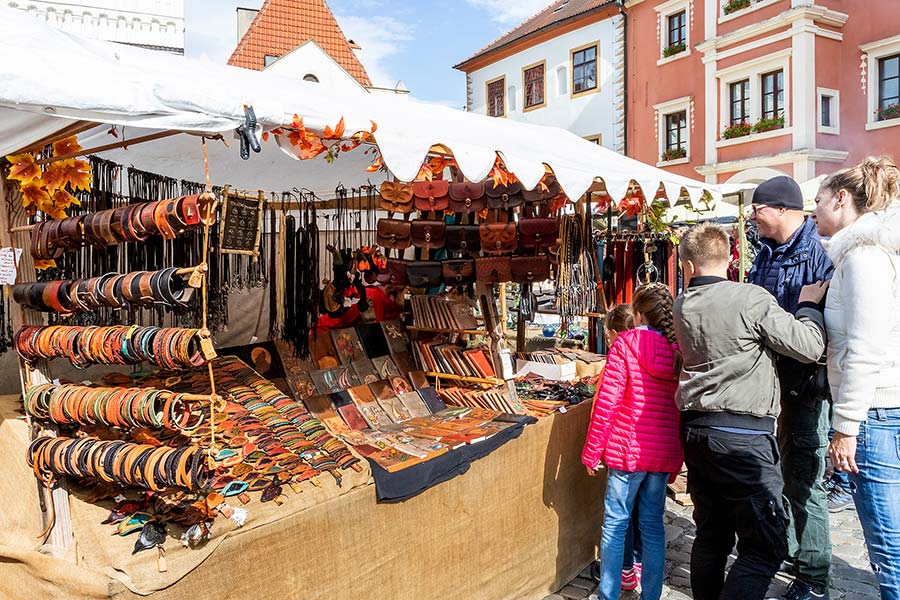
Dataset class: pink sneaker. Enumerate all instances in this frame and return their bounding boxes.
[634,562,642,579]
[621,568,638,591]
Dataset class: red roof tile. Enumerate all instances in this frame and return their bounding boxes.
[455,0,615,70]
[228,0,371,86]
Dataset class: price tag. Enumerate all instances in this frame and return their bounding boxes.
[187,266,205,288]
[0,247,22,285]
[199,336,218,361]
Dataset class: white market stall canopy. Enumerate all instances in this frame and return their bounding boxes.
[0,7,747,205]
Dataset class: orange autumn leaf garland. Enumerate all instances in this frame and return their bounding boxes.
[267,115,377,164]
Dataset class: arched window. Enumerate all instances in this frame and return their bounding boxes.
[303,74,319,83]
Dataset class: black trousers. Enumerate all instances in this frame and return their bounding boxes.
[682,425,790,600]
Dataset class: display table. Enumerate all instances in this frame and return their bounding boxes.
[1,396,604,600]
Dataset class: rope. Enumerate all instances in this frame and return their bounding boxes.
[201,138,219,464]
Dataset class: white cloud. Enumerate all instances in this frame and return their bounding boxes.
[464,0,556,26]
[335,14,414,88]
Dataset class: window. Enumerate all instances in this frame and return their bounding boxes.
[303,74,319,83]
[760,69,784,120]
[584,134,602,145]
[264,54,278,67]
[665,111,687,152]
[523,62,545,110]
[817,87,839,134]
[487,77,505,117]
[571,44,599,95]
[667,11,686,48]
[878,54,900,119]
[821,95,832,127]
[730,79,750,125]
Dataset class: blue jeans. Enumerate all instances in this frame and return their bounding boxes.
[849,408,900,600]
[623,507,643,569]
[599,469,668,600]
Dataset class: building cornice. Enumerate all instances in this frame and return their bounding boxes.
[695,148,849,176]
[696,5,848,56]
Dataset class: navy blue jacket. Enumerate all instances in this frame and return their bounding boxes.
[748,216,833,314]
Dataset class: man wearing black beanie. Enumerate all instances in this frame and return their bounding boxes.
[748,176,834,600]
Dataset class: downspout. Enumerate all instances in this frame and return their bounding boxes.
[616,0,627,156]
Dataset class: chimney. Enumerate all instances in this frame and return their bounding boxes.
[236,7,259,42]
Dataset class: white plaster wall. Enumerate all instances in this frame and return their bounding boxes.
[264,42,368,95]
[467,16,621,148]
[7,0,184,50]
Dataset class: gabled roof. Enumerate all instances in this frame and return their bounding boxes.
[227,0,371,86]
[455,0,616,71]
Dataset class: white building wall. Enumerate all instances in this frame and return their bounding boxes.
[7,0,184,50]
[466,16,622,149]
[264,42,368,96]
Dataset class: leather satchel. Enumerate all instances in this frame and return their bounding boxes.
[485,180,524,210]
[518,218,558,250]
[376,218,412,250]
[479,222,518,254]
[522,175,562,203]
[448,182,486,213]
[476,256,512,283]
[379,181,415,213]
[441,259,476,285]
[412,180,450,212]
[445,225,481,253]
[406,261,443,288]
[511,255,551,283]
[384,258,409,285]
[410,219,446,250]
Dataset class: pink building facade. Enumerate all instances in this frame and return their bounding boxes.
[625,0,900,186]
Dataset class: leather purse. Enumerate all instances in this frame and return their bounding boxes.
[441,259,475,285]
[522,175,562,203]
[413,180,450,212]
[376,218,412,250]
[485,180,524,210]
[476,257,512,283]
[379,181,415,213]
[410,220,446,250]
[518,218,558,250]
[511,255,551,283]
[406,261,443,288]
[445,225,481,253]
[479,222,517,254]
[382,259,409,285]
[448,182,486,213]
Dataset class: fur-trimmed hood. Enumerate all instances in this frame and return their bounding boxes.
[821,206,900,267]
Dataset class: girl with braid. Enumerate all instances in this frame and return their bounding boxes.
[583,283,683,600]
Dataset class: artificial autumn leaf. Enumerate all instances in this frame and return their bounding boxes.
[64,159,92,191]
[618,196,643,219]
[365,154,383,173]
[20,183,50,211]
[261,132,270,143]
[33,259,57,271]
[52,135,82,157]
[51,188,80,209]
[41,162,69,192]
[6,153,41,185]
[45,206,70,220]
[322,117,345,140]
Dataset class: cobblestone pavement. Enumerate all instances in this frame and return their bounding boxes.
[544,498,879,600]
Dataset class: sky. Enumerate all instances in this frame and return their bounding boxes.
[185,0,556,108]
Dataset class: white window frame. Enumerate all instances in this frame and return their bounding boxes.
[655,0,691,66]
[861,35,900,131]
[816,87,840,135]
[718,0,781,25]
[654,96,691,166]
[715,50,792,147]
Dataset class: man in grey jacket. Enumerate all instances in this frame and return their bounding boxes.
[673,223,829,600]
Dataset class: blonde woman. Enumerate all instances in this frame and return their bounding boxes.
[812,156,900,600]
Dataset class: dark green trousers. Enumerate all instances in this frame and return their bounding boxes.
[778,388,832,591]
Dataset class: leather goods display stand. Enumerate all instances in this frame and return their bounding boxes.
[0,396,603,600]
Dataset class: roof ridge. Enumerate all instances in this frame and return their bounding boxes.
[227,0,273,65]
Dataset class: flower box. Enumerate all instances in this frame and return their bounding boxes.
[722,122,752,139]
[661,147,687,162]
[663,43,686,58]
[752,116,784,133]
[722,0,752,15]
[876,103,900,121]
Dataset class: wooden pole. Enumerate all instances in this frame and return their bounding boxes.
[34,130,181,165]
[14,121,99,155]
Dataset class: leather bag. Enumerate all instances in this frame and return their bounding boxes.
[522,175,562,203]
[445,225,481,253]
[412,180,450,212]
[376,218,412,250]
[479,222,517,254]
[379,181,415,213]
[383,259,409,285]
[518,218,558,250]
[475,257,512,283]
[448,182,486,213]
[410,220,446,250]
[406,261,443,288]
[441,259,476,285]
[485,180,524,210]
[510,255,551,283]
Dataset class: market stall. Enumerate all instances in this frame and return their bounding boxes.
[0,8,747,599]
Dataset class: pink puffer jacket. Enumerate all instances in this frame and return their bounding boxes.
[581,328,682,474]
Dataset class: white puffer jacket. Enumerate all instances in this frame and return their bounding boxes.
[822,206,900,436]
